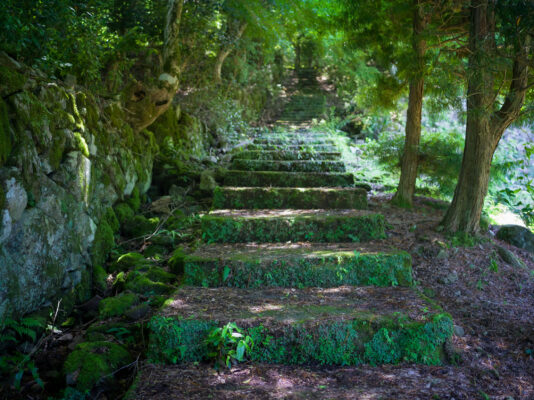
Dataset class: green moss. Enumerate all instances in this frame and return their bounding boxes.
[49,131,66,170]
[231,159,346,173]
[91,219,115,266]
[212,187,367,210]
[73,131,90,158]
[125,274,174,296]
[93,264,108,293]
[201,213,386,243]
[221,170,355,188]
[127,187,141,212]
[103,207,120,233]
[0,98,12,167]
[185,250,412,288]
[0,64,26,96]
[64,341,132,391]
[143,244,169,258]
[246,144,337,152]
[147,313,453,366]
[99,292,139,319]
[168,247,186,275]
[122,215,159,238]
[114,202,134,224]
[233,150,342,161]
[111,252,148,273]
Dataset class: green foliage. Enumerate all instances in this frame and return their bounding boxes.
[0,317,45,390]
[204,322,253,369]
[148,316,215,364]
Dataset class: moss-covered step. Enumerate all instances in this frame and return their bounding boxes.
[220,170,355,188]
[184,243,412,288]
[147,286,453,366]
[253,138,336,146]
[232,150,342,161]
[201,210,385,243]
[212,187,367,209]
[246,144,338,152]
[231,159,346,173]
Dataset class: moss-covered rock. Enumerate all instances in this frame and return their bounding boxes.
[91,219,115,267]
[114,202,135,225]
[220,170,355,188]
[125,274,174,296]
[127,187,141,212]
[213,186,367,210]
[111,252,149,273]
[168,247,186,275]
[0,98,12,167]
[201,210,386,243]
[64,341,132,391]
[99,292,139,319]
[93,264,108,293]
[122,215,159,238]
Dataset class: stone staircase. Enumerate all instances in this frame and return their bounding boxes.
[130,129,454,398]
[276,68,327,125]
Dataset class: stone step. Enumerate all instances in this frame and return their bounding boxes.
[184,243,413,288]
[148,286,453,366]
[246,144,338,152]
[232,150,342,161]
[212,187,367,209]
[201,210,386,243]
[219,170,355,188]
[230,159,346,173]
[253,138,336,145]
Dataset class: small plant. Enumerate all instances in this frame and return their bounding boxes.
[204,323,253,369]
[0,317,45,390]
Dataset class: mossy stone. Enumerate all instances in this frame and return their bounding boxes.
[99,292,139,319]
[143,244,169,258]
[64,341,132,391]
[103,207,120,234]
[0,98,12,167]
[122,215,159,238]
[93,264,108,293]
[91,220,115,269]
[127,187,141,212]
[114,202,135,225]
[168,247,186,275]
[111,252,148,273]
[125,274,174,296]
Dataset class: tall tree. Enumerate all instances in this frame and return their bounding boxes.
[442,0,532,233]
[391,0,428,207]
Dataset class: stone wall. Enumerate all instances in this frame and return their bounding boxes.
[0,53,162,321]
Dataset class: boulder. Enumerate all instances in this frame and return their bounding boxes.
[496,225,534,253]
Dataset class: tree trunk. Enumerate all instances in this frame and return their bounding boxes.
[391,0,427,208]
[214,22,248,84]
[442,0,529,233]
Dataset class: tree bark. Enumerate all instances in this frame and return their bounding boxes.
[442,0,530,233]
[214,22,248,84]
[391,0,427,208]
